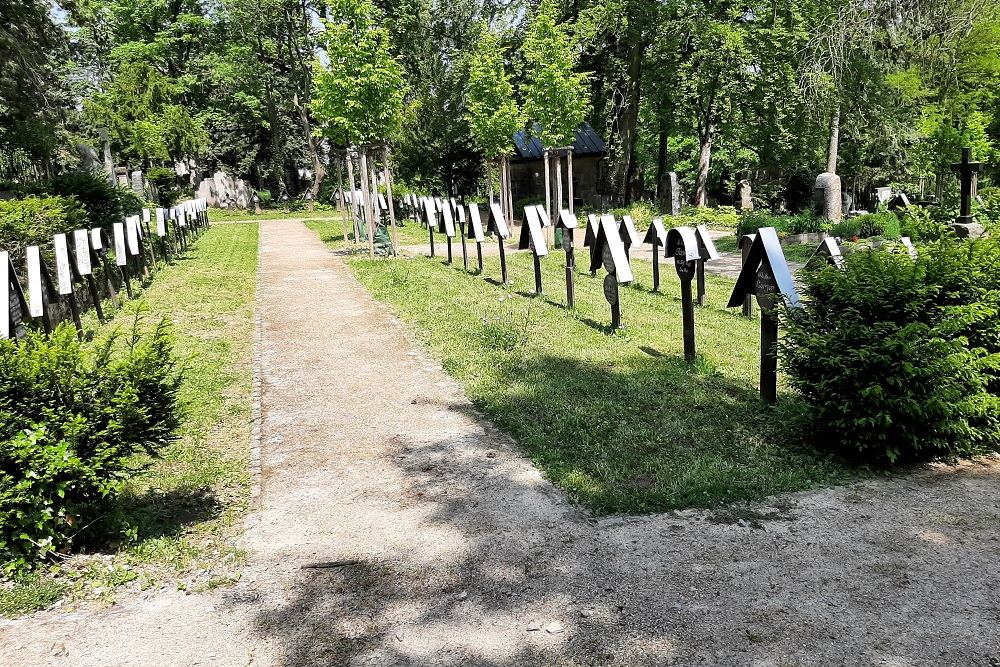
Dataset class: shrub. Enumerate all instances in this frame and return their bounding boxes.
[676,205,738,229]
[147,167,181,207]
[47,171,123,232]
[735,211,827,238]
[899,206,953,242]
[780,241,1000,464]
[610,201,658,230]
[0,315,183,574]
[829,211,901,240]
[0,196,87,254]
[116,185,146,217]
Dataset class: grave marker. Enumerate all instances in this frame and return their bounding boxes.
[54,233,84,336]
[618,215,642,261]
[808,236,844,269]
[589,214,633,328]
[583,214,600,276]
[727,227,801,403]
[643,217,668,291]
[666,226,701,361]
[468,205,486,273]
[738,234,755,318]
[26,245,57,333]
[74,229,104,322]
[2,252,28,340]
[900,236,918,260]
[518,205,549,295]
[423,197,437,257]
[951,147,986,237]
[693,225,719,307]
[440,202,457,264]
[556,209,578,307]
[113,221,134,298]
[455,200,469,271]
[92,227,120,308]
[487,203,510,284]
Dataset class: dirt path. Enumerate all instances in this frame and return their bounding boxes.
[4,218,999,666]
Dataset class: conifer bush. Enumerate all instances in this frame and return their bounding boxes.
[781,240,1000,464]
[0,196,87,253]
[0,316,183,574]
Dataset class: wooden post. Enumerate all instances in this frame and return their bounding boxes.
[543,149,552,246]
[674,247,697,362]
[760,308,778,403]
[476,240,483,273]
[346,152,360,242]
[383,146,399,257]
[565,227,575,308]
[567,148,575,213]
[359,149,376,258]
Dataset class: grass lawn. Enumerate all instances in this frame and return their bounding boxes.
[307,218,856,515]
[208,206,342,222]
[1,223,258,617]
[713,234,819,263]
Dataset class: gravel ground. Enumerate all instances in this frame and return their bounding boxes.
[2,218,998,667]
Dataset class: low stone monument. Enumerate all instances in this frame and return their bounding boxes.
[813,172,843,222]
[666,172,683,216]
[736,179,753,212]
[951,147,986,239]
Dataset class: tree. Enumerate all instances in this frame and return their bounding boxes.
[464,23,523,219]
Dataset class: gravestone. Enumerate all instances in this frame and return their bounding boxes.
[26,246,57,333]
[556,209,578,307]
[455,200,469,271]
[423,197,438,258]
[694,225,720,306]
[874,187,893,205]
[736,180,753,212]
[887,193,911,211]
[487,203,511,284]
[113,221,134,298]
[518,205,549,295]
[666,226,701,361]
[807,236,844,269]
[619,215,642,261]
[99,128,115,186]
[951,147,986,238]
[583,214,600,276]
[643,217,668,291]
[53,233,84,336]
[727,227,801,403]
[2,251,28,340]
[468,205,486,273]
[739,234,755,318]
[813,172,842,222]
[73,228,104,322]
[589,214,634,329]
[439,202,457,264]
[899,236,918,260]
[131,170,145,197]
[666,172,682,216]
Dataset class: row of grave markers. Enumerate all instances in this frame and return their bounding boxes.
[2,198,210,341]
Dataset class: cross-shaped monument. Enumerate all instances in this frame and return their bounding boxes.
[951,147,984,227]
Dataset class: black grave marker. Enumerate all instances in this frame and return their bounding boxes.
[808,236,844,270]
[439,202,457,264]
[666,226,701,361]
[556,209,578,307]
[26,245,59,334]
[487,203,511,284]
[738,233,755,318]
[693,225,719,307]
[468,205,486,273]
[518,205,549,295]
[618,215,642,261]
[727,227,801,403]
[455,199,469,271]
[583,214,600,276]
[643,217,668,291]
[423,197,437,257]
[952,147,985,226]
[73,228,105,322]
[590,214,634,328]
[53,233,83,337]
[2,251,28,340]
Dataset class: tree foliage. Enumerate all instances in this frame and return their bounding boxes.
[463,24,523,160]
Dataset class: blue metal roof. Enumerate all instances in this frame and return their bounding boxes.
[512,123,607,160]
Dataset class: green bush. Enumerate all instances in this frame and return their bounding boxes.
[47,171,123,232]
[676,205,739,229]
[0,196,87,254]
[735,211,827,238]
[116,185,146,217]
[898,206,953,241]
[829,211,902,240]
[610,201,658,230]
[147,167,181,208]
[0,316,183,574]
[780,241,1000,464]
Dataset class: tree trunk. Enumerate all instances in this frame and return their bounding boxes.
[656,121,667,209]
[695,118,716,208]
[826,104,841,174]
[293,92,325,200]
[383,146,398,257]
[619,40,644,205]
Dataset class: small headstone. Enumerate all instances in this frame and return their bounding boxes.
[519,206,549,295]
[736,179,753,212]
[808,236,844,269]
[666,172,682,216]
[487,202,511,284]
[25,246,45,319]
[813,172,843,221]
[53,234,73,295]
[643,217,668,291]
[874,187,893,205]
[130,170,145,197]
[589,214,633,328]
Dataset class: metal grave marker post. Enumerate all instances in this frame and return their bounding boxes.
[583,214,600,276]
[618,215,642,262]
[26,246,58,333]
[126,216,147,281]
[643,217,668,291]
[155,208,170,260]
[455,199,469,271]
[518,205,549,295]
[666,226,701,361]
[739,234,756,317]
[808,236,844,270]
[423,197,437,257]
[556,209,578,307]
[74,229,104,322]
[91,227,119,307]
[726,227,801,403]
[589,214,634,328]
[2,252,28,340]
[54,233,84,336]
[487,203,510,284]
[439,202,457,264]
[694,225,719,307]
[468,205,486,274]
[113,221,134,298]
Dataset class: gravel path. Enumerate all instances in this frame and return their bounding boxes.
[3,218,999,666]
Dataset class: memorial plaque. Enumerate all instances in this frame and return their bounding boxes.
[487,203,510,284]
[125,217,140,256]
[518,206,549,257]
[26,246,45,318]
[74,230,92,275]
[590,215,633,328]
[727,227,801,403]
[91,228,104,253]
[54,234,73,295]
[810,236,844,269]
[439,204,457,238]
[643,217,668,291]
[142,208,151,224]
[468,205,486,242]
[156,208,167,236]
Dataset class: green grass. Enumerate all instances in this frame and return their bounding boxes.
[714,234,818,263]
[0,223,258,617]
[306,218,856,515]
[208,206,342,222]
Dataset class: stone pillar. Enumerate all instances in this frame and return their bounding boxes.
[736,179,753,212]
[813,172,842,222]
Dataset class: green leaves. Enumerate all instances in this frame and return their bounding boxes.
[521,0,591,148]
[463,24,523,159]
